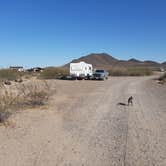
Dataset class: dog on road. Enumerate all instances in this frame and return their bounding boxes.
[128,96,133,106]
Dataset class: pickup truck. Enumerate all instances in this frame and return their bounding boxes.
[93,70,109,80]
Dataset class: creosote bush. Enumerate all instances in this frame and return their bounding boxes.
[39,67,69,79]
[108,67,153,76]
[0,69,20,81]
[127,68,153,76]
[0,81,52,123]
[18,81,51,106]
[108,67,128,76]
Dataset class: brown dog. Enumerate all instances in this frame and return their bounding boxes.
[128,96,133,106]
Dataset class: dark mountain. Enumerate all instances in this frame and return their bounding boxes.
[143,60,160,66]
[64,53,163,69]
[128,58,142,63]
[162,62,166,65]
[66,53,118,68]
[161,62,166,68]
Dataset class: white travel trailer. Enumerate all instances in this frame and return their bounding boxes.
[70,61,93,78]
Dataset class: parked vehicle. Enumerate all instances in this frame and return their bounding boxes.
[93,69,109,80]
[70,61,93,79]
[160,67,165,72]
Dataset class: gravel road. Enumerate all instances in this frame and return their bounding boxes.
[0,76,166,166]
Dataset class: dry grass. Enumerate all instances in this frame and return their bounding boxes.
[108,67,128,76]
[17,81,51,106]
[0,69,40,83]
[0,69,20,81]
[108,67,153,76]
[39,67,69,79]
[0,81,52,123]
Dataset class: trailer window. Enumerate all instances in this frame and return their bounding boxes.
[96,70,104,73]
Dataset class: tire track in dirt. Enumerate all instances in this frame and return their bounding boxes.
[125,77,166,166]
[56,78,132,166]
[0,76,166,166]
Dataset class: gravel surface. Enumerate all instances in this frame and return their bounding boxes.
[0,76,166,166]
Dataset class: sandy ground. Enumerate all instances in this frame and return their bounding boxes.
[0,76,166,166]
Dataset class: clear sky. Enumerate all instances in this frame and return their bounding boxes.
[0,0,166,67]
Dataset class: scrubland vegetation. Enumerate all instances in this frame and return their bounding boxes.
[0,69,36,82]
[0,66,157,123]
[39,67,69,79]
[0,80,52,123]
[108,67,153,76]
[0,66,154,82]
[0,69,20,81]
[38,66,153,78]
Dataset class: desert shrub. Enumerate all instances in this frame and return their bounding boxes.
[108,67,153,76]
[108,67,128,76]
[39,67,69,79]
[18,81,51,106]
[0,81,52,123]
[21,72,37,80]
[0,110,11,123]
[0,69,20,81]
[127,68,153,76]
[0,83,20,122]
[0,69,39,82]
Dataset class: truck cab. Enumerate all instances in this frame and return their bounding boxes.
[93,69,109,80]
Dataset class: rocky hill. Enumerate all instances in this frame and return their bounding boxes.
[162,62,166,68]
[64,53,164,69]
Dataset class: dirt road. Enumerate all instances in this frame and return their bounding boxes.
[0,76,166,166]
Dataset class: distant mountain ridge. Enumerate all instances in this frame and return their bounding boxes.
[64,53,165,69]
[162,62,166,66]
[68,53,118,68]
[127,58,142,63]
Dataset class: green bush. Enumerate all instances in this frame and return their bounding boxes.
[39,67,69,79]
[0,69,20,81]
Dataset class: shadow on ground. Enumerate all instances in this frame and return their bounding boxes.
[117,102,128,106]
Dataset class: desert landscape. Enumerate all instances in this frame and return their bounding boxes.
[1,0,166,165]
[0,67,166,166]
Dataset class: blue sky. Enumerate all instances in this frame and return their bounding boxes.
[0,0,166,67]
